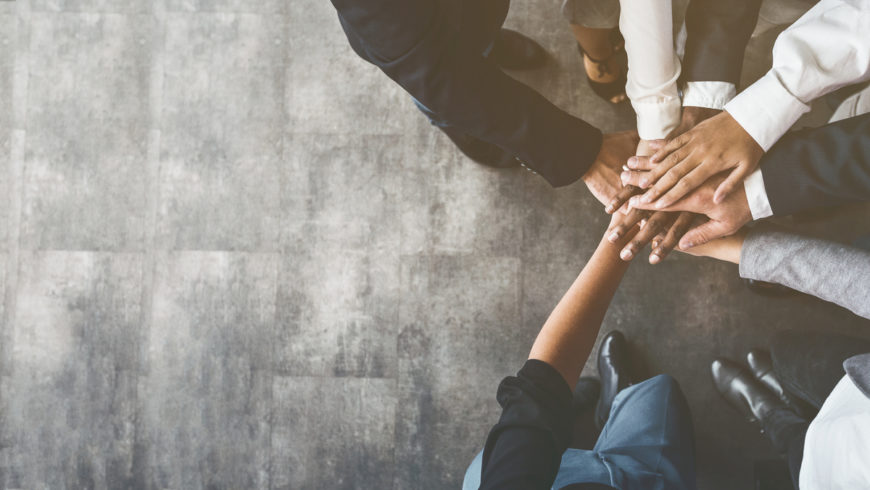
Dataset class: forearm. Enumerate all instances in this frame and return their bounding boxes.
[740,229,870,319]
[619,0,681,139]
[529,234,632,387]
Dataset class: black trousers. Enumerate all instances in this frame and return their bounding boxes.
[768,330,870,487]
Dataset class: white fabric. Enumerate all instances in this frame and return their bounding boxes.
[726,0,870,151]
[800,376,870,489]
[682,81,736,110]
[735,0,870,217]
[620,0,681,140]
[743,168,772,219]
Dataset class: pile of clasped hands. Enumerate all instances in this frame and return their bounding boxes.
[585,106,763,263]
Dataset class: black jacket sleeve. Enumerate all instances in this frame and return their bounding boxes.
[682,0,761,86]
[330,0,603,187]
[478,359,574,490]
[763,113,870,217]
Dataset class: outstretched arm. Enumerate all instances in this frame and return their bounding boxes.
[686,227,870,320]
[478,217,637,489]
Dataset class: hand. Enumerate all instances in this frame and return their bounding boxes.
[669,106,721,139]
[607,108,720,214]
[627,172,752,250]
[678,229,746,264]
[621,111,763,209]
[604,206,697,264]
[583,130,640,207]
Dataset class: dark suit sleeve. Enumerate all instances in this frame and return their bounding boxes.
[330,0,603,187]
[682,0,761,86]
[763,113,870,217]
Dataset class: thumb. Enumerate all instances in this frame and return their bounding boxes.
[679,220,731,250]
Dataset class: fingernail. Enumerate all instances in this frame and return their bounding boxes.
[639,178,648,188]
[651,240,660,248]
[680,240,693,249]
[622,164,630,171]
[609,231,621,242]
[620,171,630,183]
[627,157,637,168]
[649,254,661,264]
[640,193,653,204]
[620,249,633,260]
[654,200,666,209]
[605,203,614,213]
[713,193,723,204]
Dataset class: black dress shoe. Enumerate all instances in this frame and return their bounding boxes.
[711,358,787,428]
[572,377,601,415]
[747,350,814,419]
[595,330,631,429]
[436,126,519,168]
[488,29,547,70]
[743,278,794,297]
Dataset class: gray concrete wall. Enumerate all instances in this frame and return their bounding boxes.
[0,0,867,489]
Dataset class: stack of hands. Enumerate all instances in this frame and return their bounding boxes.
[584,107,762,264]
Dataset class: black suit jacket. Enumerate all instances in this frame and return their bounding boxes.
[762,112,870,216]
[331,0,602,187]
[683,0,762,87]
[330,0,762,187]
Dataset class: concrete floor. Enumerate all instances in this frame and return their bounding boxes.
[0,0,868,489]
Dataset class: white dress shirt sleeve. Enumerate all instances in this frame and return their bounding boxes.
[725,0,870,152]
[800,376,870,490]
[620,0,682,140]
[682,81,736,110]
[743,168,772,219]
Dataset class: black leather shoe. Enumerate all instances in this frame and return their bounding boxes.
[711,358,787,428]
[747,350,814,419]
[595,330,631,429]
[489,29,547,70]
[572,377,601,415]
[743,278,794,297]
[437,126,519,168]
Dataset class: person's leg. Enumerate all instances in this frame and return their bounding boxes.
[561,0,625,104]
[771,330,870,409]
[592,375,697,490]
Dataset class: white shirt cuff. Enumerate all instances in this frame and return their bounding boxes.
[724,71,811,151]
[633,98,682,141]
[682,81,736,110]
[743,168,773,220]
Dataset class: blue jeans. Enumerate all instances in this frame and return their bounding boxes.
[462,375,697,490]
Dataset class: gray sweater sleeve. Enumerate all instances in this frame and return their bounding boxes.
[739,229,870,320]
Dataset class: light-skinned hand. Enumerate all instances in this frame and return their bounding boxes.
[621,111,763,209]
[627,172,753,250]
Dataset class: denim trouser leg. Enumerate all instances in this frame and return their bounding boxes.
[462,375,696,490]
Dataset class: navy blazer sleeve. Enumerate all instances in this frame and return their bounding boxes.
[682,0,761,86]
[763,113,870,216]
[330,0,603,187]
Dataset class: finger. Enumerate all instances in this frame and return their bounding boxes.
[678,219,732,250]
[645,139,667,152]
[626,156,657,171]
[619,170,653,188]
[713,165,751,204]
[649,212,694,264]
[636,157,693,206]
[620,211,675,261]
[650,132,690,163]
[653,164,716,209]
[606,207,650,243]
[605,185,638,214]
